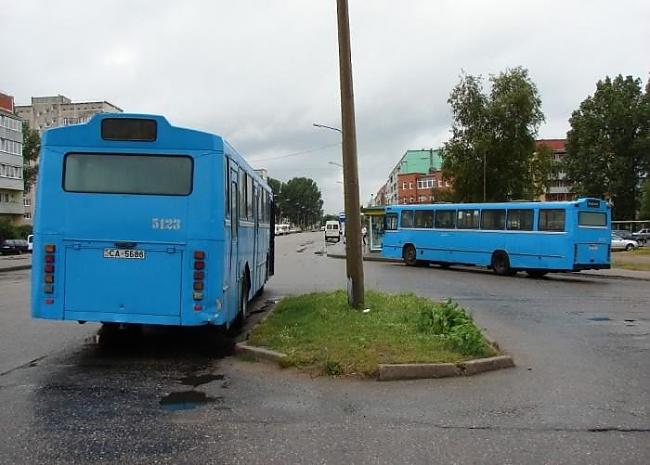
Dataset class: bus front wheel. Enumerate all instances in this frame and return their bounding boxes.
[492,252,513,276]
[403,244,417,266]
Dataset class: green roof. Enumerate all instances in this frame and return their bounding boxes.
[399,149,442,174]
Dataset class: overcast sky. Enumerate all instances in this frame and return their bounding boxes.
[2,1,648,214]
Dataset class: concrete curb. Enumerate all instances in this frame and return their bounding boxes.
[0,265,31,273]
[377,355,515,381]
[234,342,287,363]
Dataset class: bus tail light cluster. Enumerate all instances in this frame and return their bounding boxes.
[193,250,205,310]
[43,244,56,301]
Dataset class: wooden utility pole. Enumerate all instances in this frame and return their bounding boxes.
[336,0,364,308]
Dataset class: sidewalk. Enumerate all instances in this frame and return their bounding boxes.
[325,241,650,281]
[0,254,32,273]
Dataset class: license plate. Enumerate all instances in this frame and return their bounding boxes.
[588,245,598,251]
[103,248,145,259]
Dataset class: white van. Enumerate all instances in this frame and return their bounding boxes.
[324,221,341,243]
[27,234,34,252]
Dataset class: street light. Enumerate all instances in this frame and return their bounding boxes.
[328,161,343,168]
[313,123,343,135]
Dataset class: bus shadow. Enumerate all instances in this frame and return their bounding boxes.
[384,262,601,285]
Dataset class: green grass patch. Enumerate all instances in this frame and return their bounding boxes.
[248,291,496,376]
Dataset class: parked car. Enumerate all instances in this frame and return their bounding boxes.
[611,234,639,251]
[632,228,650,245]
[0,239,30,255]
[27,234,33,252]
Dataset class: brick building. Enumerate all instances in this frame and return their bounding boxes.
[536,139,576,201]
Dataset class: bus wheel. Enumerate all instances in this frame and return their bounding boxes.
[492,252,512,276]
[403,245,417,266]
[527,270,548,279]
[241,275,251,320]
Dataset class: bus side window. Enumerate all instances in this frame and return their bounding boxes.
[401,210,415,228]
[240,170,247,220]
[481,209,506,230]
[434,210,456,229]
[457,209,480,229]
[247,175,253,220]
[539,209,565,232]
[414,210,434,228]
[507,209,533,231]
[225,158,230,218]
[384,213,398,230]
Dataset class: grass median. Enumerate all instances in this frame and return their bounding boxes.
[248,290,497,376]
[612,247,650,272]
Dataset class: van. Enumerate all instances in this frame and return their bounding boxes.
[27,234,33,252]
[324,221,341,243]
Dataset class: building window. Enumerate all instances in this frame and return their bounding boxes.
[409,182,413,189]
[23,212,32,219]
[402,182,407,190]
[23,197,31,207]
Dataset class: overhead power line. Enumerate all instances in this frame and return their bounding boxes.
[249,142,341,162]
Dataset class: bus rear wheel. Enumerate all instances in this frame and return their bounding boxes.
[403,244,417,266]
[492,252,513,276]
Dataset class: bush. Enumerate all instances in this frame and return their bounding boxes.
[417,299,490,356]
[0,218,15,242]
[14,224,32,239]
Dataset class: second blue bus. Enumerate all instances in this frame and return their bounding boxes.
[381,199,611,277]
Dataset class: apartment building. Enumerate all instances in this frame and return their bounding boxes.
[15,95,123,223]
[375,148,451,206]
[0,92,24,224]
[536,139,576,201]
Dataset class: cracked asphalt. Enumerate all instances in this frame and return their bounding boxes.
[0,231,648,464]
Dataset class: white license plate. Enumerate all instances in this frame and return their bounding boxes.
[103,248,146,259]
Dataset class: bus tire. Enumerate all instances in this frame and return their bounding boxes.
[403,244,417,266]
[240,277,250,320]
[492,251,513,276]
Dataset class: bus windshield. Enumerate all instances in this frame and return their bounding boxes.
[63,153,193,196]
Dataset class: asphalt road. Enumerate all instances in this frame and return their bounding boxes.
[0,232,648,464]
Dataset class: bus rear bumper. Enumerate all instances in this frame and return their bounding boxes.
[572,264,611,271]
[52,311,223,327]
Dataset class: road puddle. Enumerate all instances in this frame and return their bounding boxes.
[179,373,224,387]
[588,316,611,321]
[159,390,221,412]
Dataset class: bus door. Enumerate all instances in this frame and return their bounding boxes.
[227,167,239,321]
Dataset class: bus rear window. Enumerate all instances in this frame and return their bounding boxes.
[64,153,192,195]
[579,211,606,227]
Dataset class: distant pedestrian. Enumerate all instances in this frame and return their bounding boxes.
[362,226,367,245]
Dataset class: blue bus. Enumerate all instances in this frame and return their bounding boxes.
[381,198,611,277]
[32,114,274,328]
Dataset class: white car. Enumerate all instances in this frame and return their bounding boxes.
[611,233,639,251]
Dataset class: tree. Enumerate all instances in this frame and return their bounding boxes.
[279,177,323,228]
[268,177,323,227]
[640,179,650,220]
[442,67,545,202]
[564,75,650,220]
[22,122,40,190]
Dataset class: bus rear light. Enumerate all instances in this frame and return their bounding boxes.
[194,261,205,270]
[193,281,204,291]
[45,244,56,253]
[44,285,54,294]
[45,299,54,305]
[44,264,55,273]
[194,250,205,260]
[44,274,54,284]
[194,271,204,280]
[45,255,55,263]
[194,304,203,311]
[193,292,203,301]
